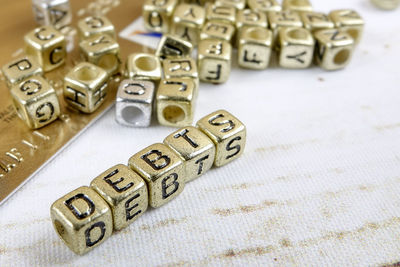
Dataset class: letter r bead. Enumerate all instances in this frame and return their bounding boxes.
[129,143,185,208]
[196,110,246,167]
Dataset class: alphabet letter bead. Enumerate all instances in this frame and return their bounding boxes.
[172,4,205,45]
[247,0,281,13]
[329,10,364,44]
[206,4,236,24]
[236,9,268,35]
[238,27,273,70]
[125,53,162,82]
[300,11,334,33]
[282,0,313,12]
[196,109,246,167]
[278,27,314,69]
[164,126,215,182]
[314,29,354,71]
[198,39,232,84]
[11,75,60,129]
[50,186,113,255]
[268,11,303,37]
[143,0,178,33]
[24,26,66,72]
[200,21,235,42]
[115,79,155,127]
[64,62,109,113]
[77,16,116,40]
[80,34,121,75]
[90,164,148,231]
[156,78,197,127]
[2,56,43,88]
[32,0,72,29]
[128,143,185,208]
[155,34,193,60]
[162,57,199,87]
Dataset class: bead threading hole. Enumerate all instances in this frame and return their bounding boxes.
[98,54,118,72]
[248,28,268,40]
[162,105,185,123]
[121,106,145,125]
[288,29,308,40]
[77,66,98,81]
[334,49,350,65]
[135,55,157,72]
[54,220,69,245]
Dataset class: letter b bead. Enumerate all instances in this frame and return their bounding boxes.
[129,143,185,208]
[91,164,148,231]
[197,110,246,167]
[50,186,113,255]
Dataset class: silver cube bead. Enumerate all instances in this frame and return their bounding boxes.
[115,79,155,127]
[32,0,72,30]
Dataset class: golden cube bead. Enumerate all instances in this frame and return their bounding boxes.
[155,34,193,59]
[128,143,185,208]
[50,186,113,255]
[125,53,162,82]
[205,3,236,24]
[198,39,232,84]
[197,110,246,167]
[200,21,235,42]
[314,29,355,71]
[238,27,273,70]
[80,34,121,76]
[24,26,66,72]
[156,77,197,127]
[329,9,364,44]
[172,4,206,45]
[90,164,148,231]
[63,62,109,113]
[268,11,303,37]
[282,0,313,12]
[300,11,335,33]
[278,27,314,69]
[247,0,281,13]
[77,16,116,40]
[162,57,199,87]
[143,0,178,33]
[32,0,72,30]
[11,75,60,129]
[236,9,268,30]
[164,126,216,182]
[1,56,43,88]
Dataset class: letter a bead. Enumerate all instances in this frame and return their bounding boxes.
[128,143,185,208]
[50,186,113,255]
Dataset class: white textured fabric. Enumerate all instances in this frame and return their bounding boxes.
[1,1,400,266]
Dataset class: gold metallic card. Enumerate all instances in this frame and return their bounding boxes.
[0,0,144,204]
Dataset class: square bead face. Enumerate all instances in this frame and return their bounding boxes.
[200,21,235,42]
[268,11,303,36]
[198,40,232,83]
[162,57,199,86]
[156,78,197,127]
[80,34,121,75]
[314,29,354,71]
[282,0,313,12]
[164,126,215,182]
[301,12,334,33]
[155,34,193,59]
[238,27,272,69]
[143,0,178,33]
[329,10,364,43]
[236,9,268,29]
[125,53,162,82]
[2,56,43,88]
[50,186,113,255]
[278,27,315,69]
[196,109,246,167]
[128,143,185,208]
[77,16,116,39]
[206,4,236,24]
[116,79,155,127]
[90,164,148,231]
[172,4,205,44]
[11,76,60,129]
[64,62,109,113]
[247,0,281,13]
[32,0,72,29]
[24,26,66,72]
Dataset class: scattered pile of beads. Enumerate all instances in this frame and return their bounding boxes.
[50,109,246,254]
[143,0,365,79]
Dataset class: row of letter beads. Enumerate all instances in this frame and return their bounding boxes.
[51,109,246,254]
